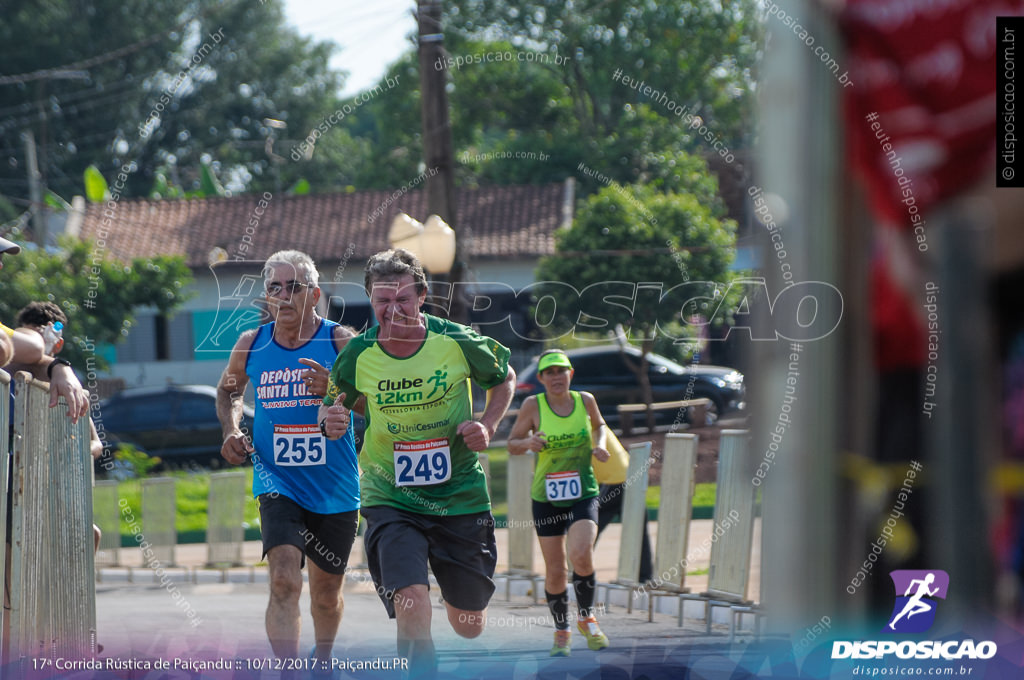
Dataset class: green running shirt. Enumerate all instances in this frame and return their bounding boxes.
[530,391,599,507]
[324,314,510,515]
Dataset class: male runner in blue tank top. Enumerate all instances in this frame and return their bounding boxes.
[217,250,360,671]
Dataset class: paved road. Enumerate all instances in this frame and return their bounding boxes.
[86,575,750,680]
[4,521,764,679]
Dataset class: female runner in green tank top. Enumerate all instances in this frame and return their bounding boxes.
[507,349,611,656]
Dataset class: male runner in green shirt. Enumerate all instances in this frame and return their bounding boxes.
[319,248,515,678]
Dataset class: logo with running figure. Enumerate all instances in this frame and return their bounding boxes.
[884,570,949,634]
[425,369,448,399]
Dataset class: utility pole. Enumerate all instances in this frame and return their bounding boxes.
[16,70,87,247]
[417,0,467,323]
[23,130,45,246]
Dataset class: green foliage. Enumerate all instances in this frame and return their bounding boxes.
[198,161,225,197]
[431,1,760,196]
[148,169,185,200]
[304,53,424,191]
[113,467,259,538]
[651,320,701,365]
[536,181,738,344]
[0,237,193,369]
[647,482,716,511]
[83,166,110,203]
[535,180,739,404]
[44,191,71,213]
[0,0,758,214]
[287,178,311,196]
[335,5,758,198]
[0,0,345,201]
[115,444,162,478]
[0,196,20,224]
[444,1,761,147]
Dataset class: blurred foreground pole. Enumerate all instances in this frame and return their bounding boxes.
[756,0,843,633]
[928,206,995,617]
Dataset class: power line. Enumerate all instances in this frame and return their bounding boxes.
[0,13,198,86]
[1,86,150,132]
[0,77,140,119]
[34,127,123,150]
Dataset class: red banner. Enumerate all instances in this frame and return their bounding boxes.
[841,0,1018,228]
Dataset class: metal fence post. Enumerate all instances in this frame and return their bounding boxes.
[704,430,756,602]
[506,453,535,573]
[206,472,246,568]
[141,477,177,568]
[616,441,652,586]
[654,433,698,593]
[93,480,120,569]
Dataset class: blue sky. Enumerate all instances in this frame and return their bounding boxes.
[282,0,418,97]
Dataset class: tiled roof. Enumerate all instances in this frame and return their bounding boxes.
[78,182,569,268]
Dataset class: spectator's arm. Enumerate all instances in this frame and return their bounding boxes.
[4,327,88,421]
[48,361,89,423]
[0,332,13,367]
[10,328,44,368]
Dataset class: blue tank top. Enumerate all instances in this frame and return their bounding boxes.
[245,319,359,514]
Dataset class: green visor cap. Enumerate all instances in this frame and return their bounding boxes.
[538,352,573,373]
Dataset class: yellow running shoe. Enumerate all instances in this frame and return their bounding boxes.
[550,629,571,657]
[577,616,609,650]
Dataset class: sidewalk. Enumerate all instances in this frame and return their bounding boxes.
[98,519,761,602]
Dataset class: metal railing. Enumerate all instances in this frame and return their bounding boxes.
[4,371,96,662]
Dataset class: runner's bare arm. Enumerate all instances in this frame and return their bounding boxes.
[456,366,516,452]
[297,324,355,396]
[506,396,545,455]
[217,329,257,464]
[318,394,350,441]
[581,391,609,461]
[334,326,366,415]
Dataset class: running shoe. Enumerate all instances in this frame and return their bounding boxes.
[550,629,571,657]
[577,616,609,650]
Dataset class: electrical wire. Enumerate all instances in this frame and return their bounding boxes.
[0,10,204,86]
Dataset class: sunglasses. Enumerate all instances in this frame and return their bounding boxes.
[265,280,313,296]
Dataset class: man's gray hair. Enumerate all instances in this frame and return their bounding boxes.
[264,250,319,287]
[364,248,427,295]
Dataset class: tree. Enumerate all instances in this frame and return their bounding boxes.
[327,1,759,208]
[440,1,761,186]
[319,38,580,191]
[535,179,739,413]
[0,238,193,370]
[0,0,344,208]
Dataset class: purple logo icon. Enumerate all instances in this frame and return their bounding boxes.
[884,570,949,634]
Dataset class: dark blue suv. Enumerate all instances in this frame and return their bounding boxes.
[513,345,745,426]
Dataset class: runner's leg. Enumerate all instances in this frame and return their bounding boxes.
[266,544,304,658]
[567,520,598,619]
[445,602,486,638]
[307,561,344,662]
[395,584,435,679]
